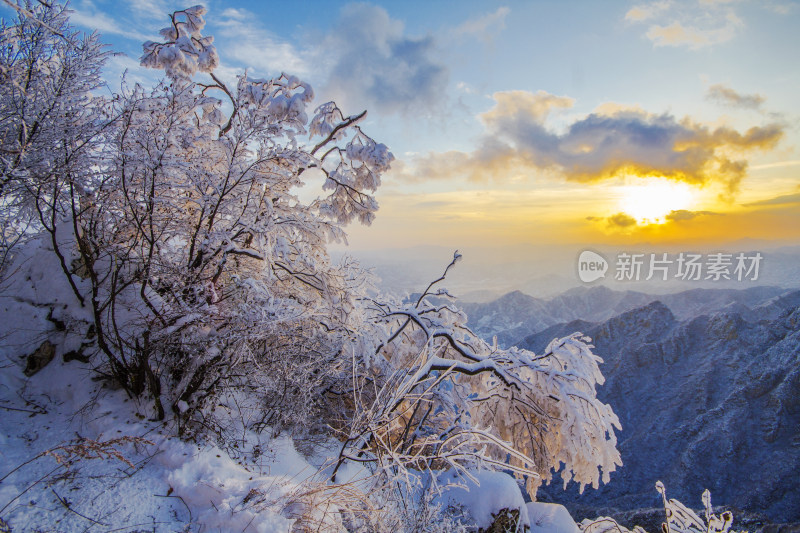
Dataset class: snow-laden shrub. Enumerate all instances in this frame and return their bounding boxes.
[329,253,621,502]
[580,482,747,533]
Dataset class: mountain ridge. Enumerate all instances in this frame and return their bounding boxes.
[460,285,790,347]
[512,292,800,523]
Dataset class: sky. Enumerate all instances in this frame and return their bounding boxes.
[6,0,799,254]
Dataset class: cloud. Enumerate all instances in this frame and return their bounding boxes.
[215,8,309,77]
[321,3,448,115]
[744,193,800,207]
[767,3,794,15]
[625,2,670,22]
[397,90,784,194]
[607,213,638,228]
[707,84,765,110]
[123,0,171,20]
[751,160,800,170]
[450,6,510,41]
[665,209,719,221]
[456,81,477,95]
[586,209,720,230]
[212,4,449,115]
[626,2,745,49]
[586,212,640,230]
[480,90,574,124]
[645,15,742,48]
[69,3,152,41]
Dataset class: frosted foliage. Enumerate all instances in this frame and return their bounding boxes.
[236,73,315,138]
[490,336,622,494]
[332,252,622,500]
[141,6,219,80]
[309,102,345,140]
[580,483,746,533]
[0,3,107,271]
[657,481,744,533]
[127,4,392,433]
[0,3,393,439]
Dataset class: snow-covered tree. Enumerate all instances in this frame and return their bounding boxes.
[332,252,621,501]
[77,6,394,435]
[0,3,107,275]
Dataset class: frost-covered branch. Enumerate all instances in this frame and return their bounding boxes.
[580,482,745,533]
[332,253,622,498]
[416,250,462,308]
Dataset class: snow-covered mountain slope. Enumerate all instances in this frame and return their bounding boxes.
[0,358,327,531]
[518,296,800,524]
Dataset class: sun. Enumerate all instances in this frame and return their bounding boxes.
[619,178,695,224]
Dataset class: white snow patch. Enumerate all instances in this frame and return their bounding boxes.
[435,469,530,530]
[527,502,580,533]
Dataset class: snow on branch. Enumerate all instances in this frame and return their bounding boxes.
[1,5,627,528]
[141,6,219,80]
[580,482,746,533]
[336,252,622,498]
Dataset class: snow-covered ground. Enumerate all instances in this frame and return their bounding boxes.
[0,355,334,531]
[0,235,575,533]
[1,358,582,531]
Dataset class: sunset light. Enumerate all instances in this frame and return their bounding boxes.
[619,179,696,224]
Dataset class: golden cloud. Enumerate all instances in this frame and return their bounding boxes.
[744,193,800,207]
[479,90,574,125]
[665,209,719,221]
[607,212,638,228]
[396,91,784,195]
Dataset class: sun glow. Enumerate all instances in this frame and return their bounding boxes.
[619,178,695,223]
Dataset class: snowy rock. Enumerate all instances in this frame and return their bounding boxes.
[481,507,523,532]
[23,340,56,376]
[527,502,580,533]
[435,470,530,531]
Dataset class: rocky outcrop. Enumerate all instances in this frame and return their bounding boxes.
[23,340,56,376]
[480,508,522,533]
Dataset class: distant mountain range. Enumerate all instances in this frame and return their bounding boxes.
[459,285,795,348]
[460,286,800,524]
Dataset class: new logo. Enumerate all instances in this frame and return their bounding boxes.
[577,250,608,283]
